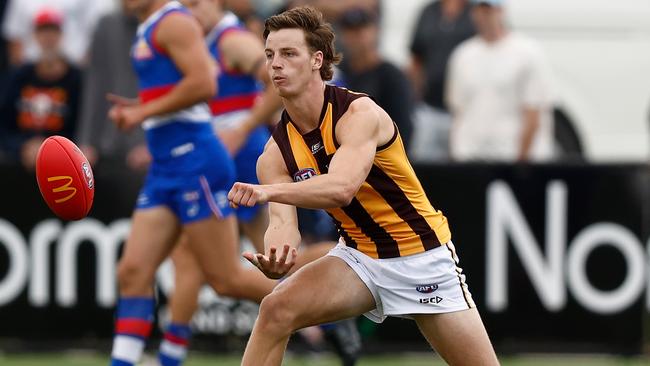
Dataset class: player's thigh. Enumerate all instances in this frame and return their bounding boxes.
[270,256,376,328]
[413,309,499,366]
[120,206,181,277]
[182,215,240,275]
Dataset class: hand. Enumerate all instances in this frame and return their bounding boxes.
[106,93,138,107]
[109,104,148,131]
[228,181,269,208]
[126,144,151,171]
[243,244,297,279]
[107,94,146,131]
[216,126,249,156]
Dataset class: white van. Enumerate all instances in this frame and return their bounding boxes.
[381,0,650,162]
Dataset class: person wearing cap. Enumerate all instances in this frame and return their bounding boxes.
[446,0,554,162]
[338,7,413,152]
[0,7,81,170]
[2,0,113,65]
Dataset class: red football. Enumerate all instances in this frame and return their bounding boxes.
[35,136,95,220]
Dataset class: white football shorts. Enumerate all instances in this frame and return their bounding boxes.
[327,240,475,323]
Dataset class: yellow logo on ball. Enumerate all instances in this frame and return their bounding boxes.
[48,176,77,203]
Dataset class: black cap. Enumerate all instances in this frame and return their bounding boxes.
[338,8,377,29]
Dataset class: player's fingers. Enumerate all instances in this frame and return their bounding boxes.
[240,187,255,207]
[242,252,260,268]
[268,246,277,264]
[246,188,261,207]
[106,93,127,105]
[227,182,244,201]
[257,253,271,268]
[285,248,297,268]
[277,244,289,265]
[106,93,137,106]
[231,186,246,206]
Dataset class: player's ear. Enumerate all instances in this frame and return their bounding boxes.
[312,51,323,71]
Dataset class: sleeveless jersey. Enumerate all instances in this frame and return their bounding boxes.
[272,85,451,259]
[131,1,211,132]
[205,11,262,127]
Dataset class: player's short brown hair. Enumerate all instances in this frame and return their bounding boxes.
[264,6,342,81]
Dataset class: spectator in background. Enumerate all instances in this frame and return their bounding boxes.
[408,0,474,162]
[0,8,81,169]
[446,0,554,162]
[309,0,378,22]
[76,1,147,171]
[224,0,265,37]
[2,0,114,66]
[338,7,413,150]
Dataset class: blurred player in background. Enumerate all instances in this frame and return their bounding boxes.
[106,1,275,365]
[228,7,500,366]
[159,0,278,364]
[161,1,359,364]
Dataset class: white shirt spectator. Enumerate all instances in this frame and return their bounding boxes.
[447,32,554,162]
[2,0,115,65]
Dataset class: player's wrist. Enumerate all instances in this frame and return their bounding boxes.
[138,103,155,121]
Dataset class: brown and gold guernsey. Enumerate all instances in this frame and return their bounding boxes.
[272,85,451,259]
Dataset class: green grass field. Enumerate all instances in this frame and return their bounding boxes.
[0,353,648,366]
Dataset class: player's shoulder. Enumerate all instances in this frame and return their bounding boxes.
[262,136,284,163]
[157,8,200,32]
[258,137,288,175]
[346,94,379,115]
[328,85,374,111]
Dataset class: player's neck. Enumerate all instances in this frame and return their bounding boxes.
[283,80,327,134]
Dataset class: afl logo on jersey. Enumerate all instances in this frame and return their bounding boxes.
[293,168,317,182]
[133,38,153,60]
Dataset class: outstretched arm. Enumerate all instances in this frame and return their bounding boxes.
[241,139,301,279]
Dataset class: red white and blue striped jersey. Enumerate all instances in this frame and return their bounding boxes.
[205,12,262,127]
[131,1,211,130]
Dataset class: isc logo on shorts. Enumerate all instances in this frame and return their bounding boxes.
[293,168,317,182]
[419,296,443,304]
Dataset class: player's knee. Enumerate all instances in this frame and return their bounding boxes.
[256,292,298,334]
[117,258,150,292]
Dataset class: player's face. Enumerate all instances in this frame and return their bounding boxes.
[179,0,221,33]
[265,28,323,98]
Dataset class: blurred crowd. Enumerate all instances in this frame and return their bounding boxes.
[0,0,556,171]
